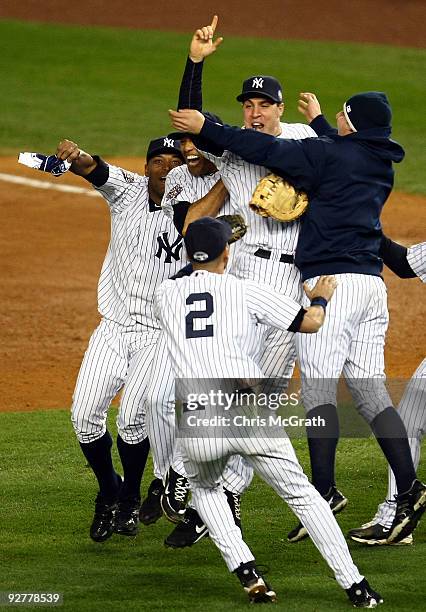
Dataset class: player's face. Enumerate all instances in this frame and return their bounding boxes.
[242,98,284,136]
[336,110,354,136]
[146,153,183,201]
[180,137,218,177]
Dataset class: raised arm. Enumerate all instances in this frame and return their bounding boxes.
[182,179,229,235]
[298,92,336,137]
[56,139,97,176]
[169,110,322,191]
[177,16,223,110]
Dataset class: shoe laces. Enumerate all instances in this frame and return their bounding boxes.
[174,476,190,503]
[230,492,241,521]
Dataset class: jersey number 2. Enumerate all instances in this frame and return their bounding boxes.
[185,292,214,339]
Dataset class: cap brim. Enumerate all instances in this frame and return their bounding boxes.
[236,91,280,103]
[146,146,184,161]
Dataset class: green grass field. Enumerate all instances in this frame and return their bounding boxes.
[0,19,425,193]
[1,409,425,611]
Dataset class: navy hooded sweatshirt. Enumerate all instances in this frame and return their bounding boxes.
[198,117,405,281]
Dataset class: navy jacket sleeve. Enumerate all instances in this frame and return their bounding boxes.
[177,57,224,157]
[310,115,337,137]
[177,57,203,111]
[379,234,416,278]
[200,120,323,191]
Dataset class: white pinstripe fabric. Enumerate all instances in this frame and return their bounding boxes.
[156,269,363,587]
[181,432,363,587]
[375,358,426,527]
[71,165,187,444]
[374,242,425,527]
[296,274,392,421]
[200,122,314,384]
[154,272,301,379]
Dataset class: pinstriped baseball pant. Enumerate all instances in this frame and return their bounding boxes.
[71,318,156,444]
[145,333,253,492]
[296,274,392,421]
[374,358,426,527]
[180,428,363,588]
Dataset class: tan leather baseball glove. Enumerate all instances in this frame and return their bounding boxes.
[249,173,308,222]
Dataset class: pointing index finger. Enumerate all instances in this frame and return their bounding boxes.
[211,14,218,31]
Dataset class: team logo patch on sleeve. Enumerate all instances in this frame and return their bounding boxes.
[166,184,183,200]
[120,169,136,183]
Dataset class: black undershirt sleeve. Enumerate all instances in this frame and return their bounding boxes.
[84,156,109,187]
[288,307,307,332]
[172,201,191,235]
[379,234,416,278]
[177,57,203,111]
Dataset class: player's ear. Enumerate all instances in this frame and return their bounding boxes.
[277,103,285,117]
[144,163,149,176]
[223,244,230,269]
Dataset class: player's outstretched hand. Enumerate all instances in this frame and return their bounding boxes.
[56,139,97,176]
[298,92,322,123]
[189,15,223,63]
[169,109,205,134]
[56,139,82,163]
[304,275,337,302]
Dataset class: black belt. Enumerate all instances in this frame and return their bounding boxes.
[254,248,294,264]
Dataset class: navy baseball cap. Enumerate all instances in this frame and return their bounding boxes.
[237,76,283,104]
[343,92,392,132]
[146,136,184,162]
[168,111,223,140]
[184,217,232,263]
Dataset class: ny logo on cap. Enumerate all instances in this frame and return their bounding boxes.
[346,105,352,113]
[252,77,264,89]
[163,137,175,147]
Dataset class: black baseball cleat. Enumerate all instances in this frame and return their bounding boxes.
[114,496,141,536]
[139,478,164,525]
[90,494,118,542]
[234,561,277,604]
[386,479,426,543]
[161,467,191,523]
[348,521,413,546]
[288,485,348,543]
[346,578,383,608]
[164,508,209,548]
[224,489,242,531]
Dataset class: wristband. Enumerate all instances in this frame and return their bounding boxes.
[310,296,328,310]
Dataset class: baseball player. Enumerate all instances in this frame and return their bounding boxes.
[146,126,252,547]
[154,216,382,608]
[348,239,426,545]
[55,136,187,542]
[172,17,316,394]
[169,93,426,545]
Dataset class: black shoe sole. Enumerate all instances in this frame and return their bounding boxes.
[90,528,115,542]
[114,526,139,536]
[139,514,162,526]
[164,530,209,548]
[387,489,426,543]
[160,495,186,524]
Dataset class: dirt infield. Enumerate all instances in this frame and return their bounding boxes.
[1,3,425,412]
[1,156,425,412]
[1,0,425,48]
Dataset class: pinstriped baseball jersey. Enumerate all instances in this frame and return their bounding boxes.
[202,121,316,252]
[154,270,301,380]
[95,165,187,330]
[162,164,233,218]
[407,242,426,281]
